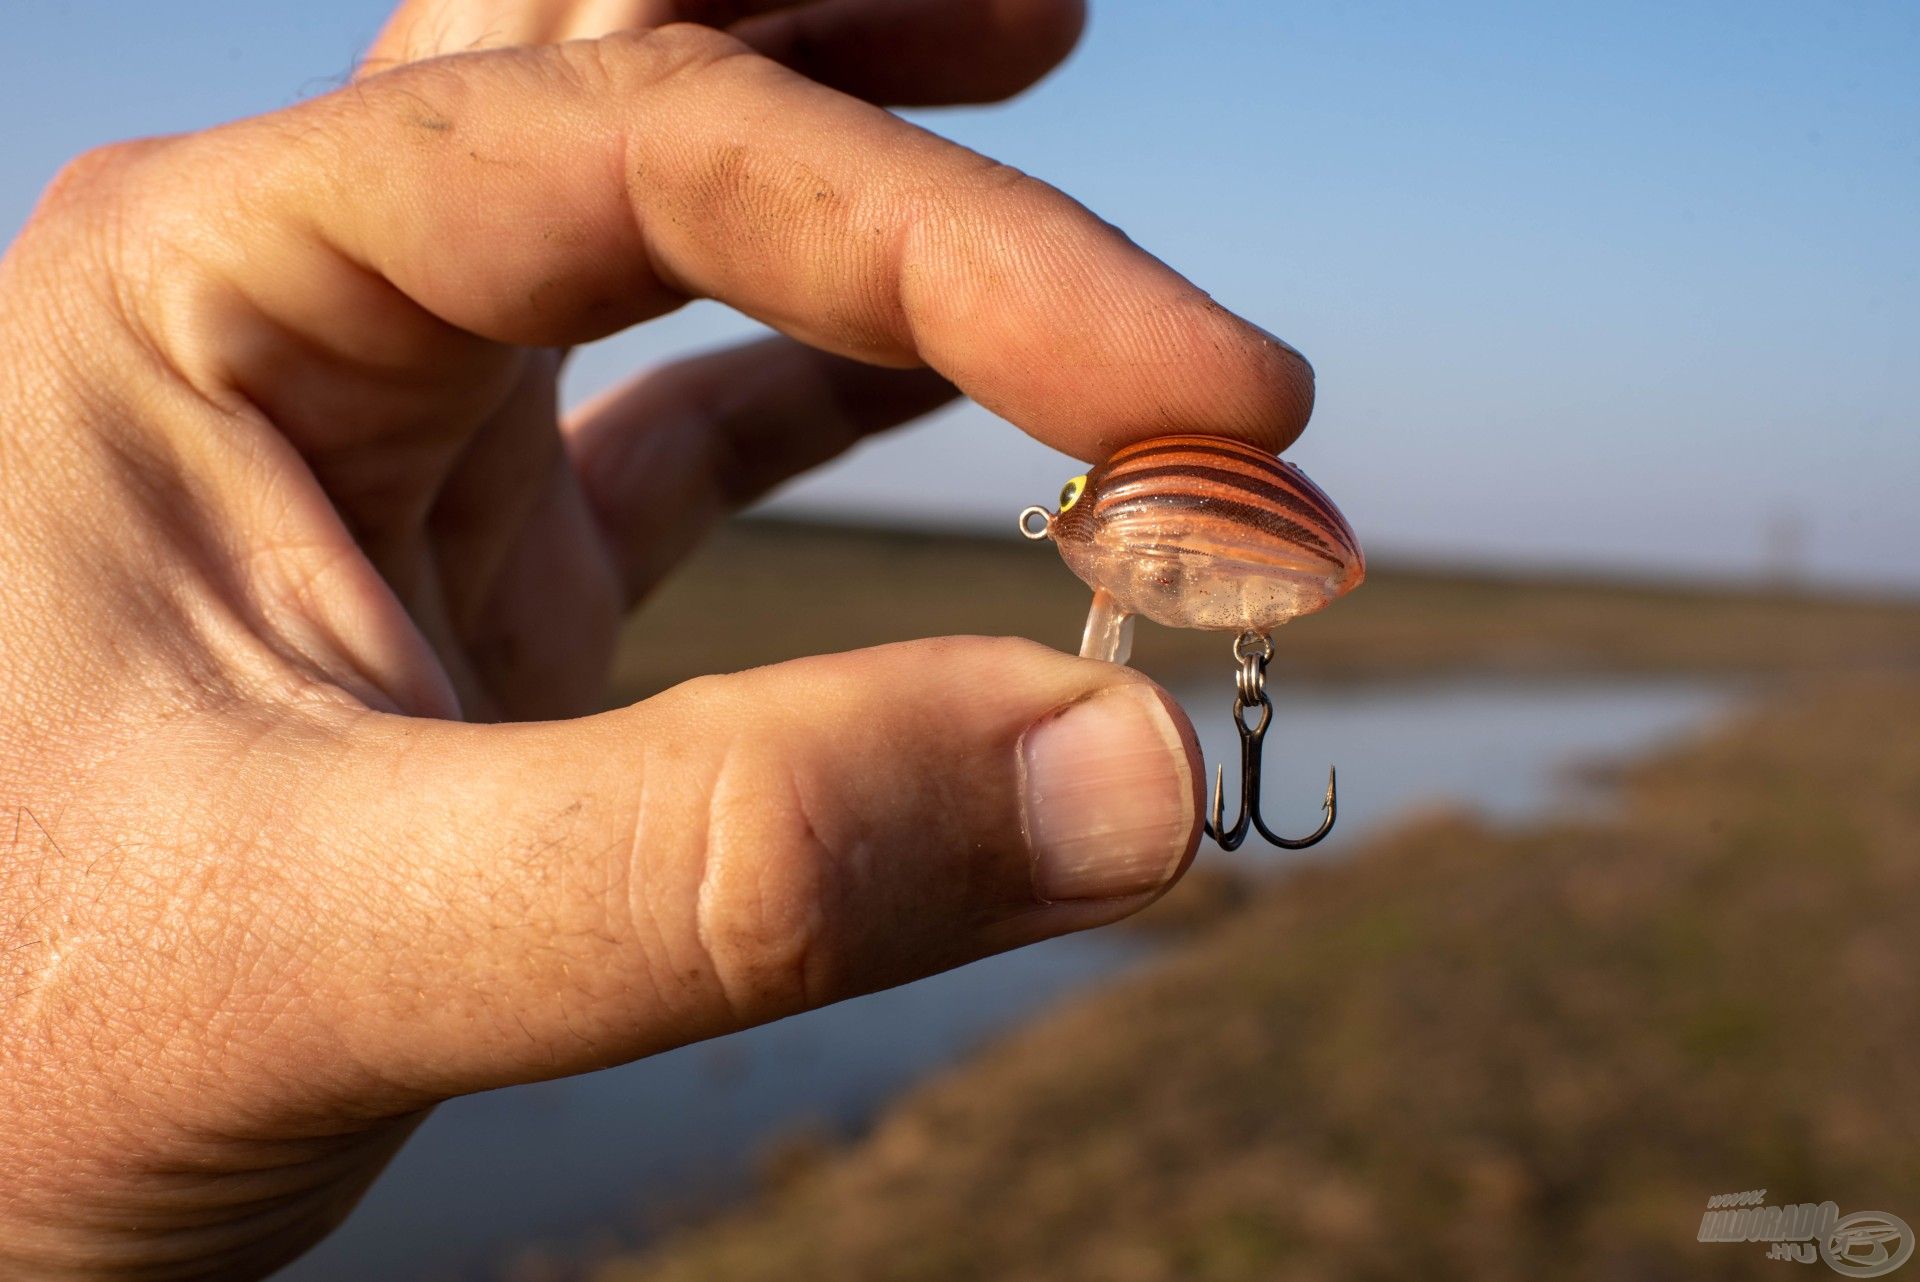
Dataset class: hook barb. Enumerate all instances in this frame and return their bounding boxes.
[1209,762,1228,840]
[1200,632,1340,852]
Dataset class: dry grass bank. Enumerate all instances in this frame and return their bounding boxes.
[590,676,1920,1282]
[607,519,1920,700]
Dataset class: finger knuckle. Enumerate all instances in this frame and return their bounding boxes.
[902,153,1052,250]
[21,138,171,269]
[570,22,757,95]
[38,139,157,208]
[7,139,189,379]
[961,154,1051,203]
[691,740,848,1024]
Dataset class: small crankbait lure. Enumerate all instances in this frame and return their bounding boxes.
[1020,434,1365,850]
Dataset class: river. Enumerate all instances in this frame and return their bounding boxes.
[280,674,1734,1280]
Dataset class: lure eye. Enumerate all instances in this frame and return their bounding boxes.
[1059,475,1088,511]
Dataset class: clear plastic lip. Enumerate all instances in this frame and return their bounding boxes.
[1061,541,1342,634]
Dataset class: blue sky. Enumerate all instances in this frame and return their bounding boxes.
[4,1,1915,586]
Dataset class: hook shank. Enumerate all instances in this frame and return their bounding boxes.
[1202,631,1338,851]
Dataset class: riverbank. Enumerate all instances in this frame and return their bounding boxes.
[590,673,1920,1282]
[286,675,1735,1282]
[607,518,1920,700]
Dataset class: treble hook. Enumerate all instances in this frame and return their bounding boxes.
[1203,630,1338,851]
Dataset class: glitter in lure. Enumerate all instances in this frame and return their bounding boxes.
[1019,434,1366,851]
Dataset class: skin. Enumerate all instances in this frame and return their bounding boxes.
[0,1,1316,1276]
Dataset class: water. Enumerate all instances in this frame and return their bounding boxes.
[1177,674,1736,859]
[282,675,1733,1281]
[287,933,1136,1281]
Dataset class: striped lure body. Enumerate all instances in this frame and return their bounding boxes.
[1042,434,1364,633]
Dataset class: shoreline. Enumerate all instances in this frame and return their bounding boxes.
[588,672,1920,1282]
[324,517,1920,1282]
[278,670,1751,1282]
[607,517,1920,701]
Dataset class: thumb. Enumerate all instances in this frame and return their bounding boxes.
[299,637,1200,1098]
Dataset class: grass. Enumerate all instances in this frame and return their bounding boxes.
[574,668,1920,1281]
[526,519,1920,1282]
[607,518,1920,700]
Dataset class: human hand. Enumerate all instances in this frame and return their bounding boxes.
[0,1,1315,1274]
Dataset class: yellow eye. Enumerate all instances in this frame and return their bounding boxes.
[1059,475,1087,511]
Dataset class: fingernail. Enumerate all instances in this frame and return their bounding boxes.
[1020,685,1195,901]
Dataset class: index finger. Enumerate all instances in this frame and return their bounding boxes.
[245,25,1314,459]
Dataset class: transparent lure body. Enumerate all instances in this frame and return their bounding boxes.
[1021,434,1365,662]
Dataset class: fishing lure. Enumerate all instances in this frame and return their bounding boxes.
[1019,434,1365,850]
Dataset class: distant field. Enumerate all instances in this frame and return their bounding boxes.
[593,673,1920,1282]
[608,518,1920,701]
